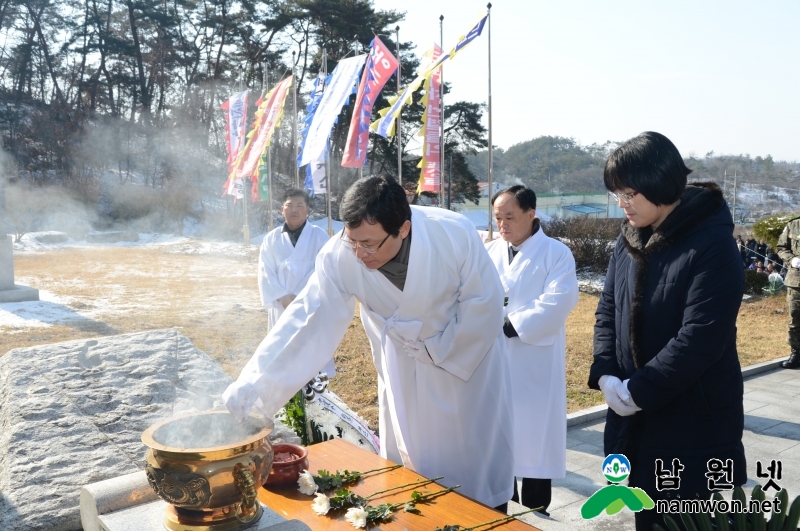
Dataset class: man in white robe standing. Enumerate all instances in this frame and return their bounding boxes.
[485,185,578,515]
[257,188,333,375]
[224,175,515,510]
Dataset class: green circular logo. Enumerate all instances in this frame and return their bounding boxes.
[602,454,631,483]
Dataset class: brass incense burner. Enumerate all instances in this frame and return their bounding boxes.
[142,411,274,531]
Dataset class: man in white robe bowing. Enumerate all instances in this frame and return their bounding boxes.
[485,185,578,515]
[257,188,333,375]
[224,175,515,510]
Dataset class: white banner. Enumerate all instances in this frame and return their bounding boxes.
[224,90,249,166]
[299,54,367,167]
[310,159,327,194]
[311,393,380,454]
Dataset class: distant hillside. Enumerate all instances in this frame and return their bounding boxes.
[467,136,800,217]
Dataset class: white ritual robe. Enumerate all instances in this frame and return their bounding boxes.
[237,206,515,507]
[257,221,333,376]
[485,227,578,479]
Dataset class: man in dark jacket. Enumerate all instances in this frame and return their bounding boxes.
[776,217,800,369]
[756,239,768,262]
[746,237,757,266]
[589,132,746,531]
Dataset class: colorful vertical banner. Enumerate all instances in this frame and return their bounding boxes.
[341,37,399,167]
[417,45,443,192]
[299,54,367,167]
[300,73,330,196]
[220,90,249,173]
[236,76,293,180]
[371,14,488,138]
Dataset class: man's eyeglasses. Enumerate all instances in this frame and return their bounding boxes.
[609,190,639,205]
[340,231,391,254]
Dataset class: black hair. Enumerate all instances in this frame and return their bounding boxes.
[339,175,411,237]
[491,184,537,211]
[283,188,309,205]
[603,131,692,206]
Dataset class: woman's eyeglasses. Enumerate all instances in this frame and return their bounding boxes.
[609,190,639,205]
[340,231,391,254]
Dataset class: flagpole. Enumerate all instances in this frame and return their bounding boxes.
[324,48,333,236]
[439,14,445,209]
[240,68,250,246]
[486,3,494,241]
[266,67,274,232]
[292,51,300,188]
[395,25,402,184]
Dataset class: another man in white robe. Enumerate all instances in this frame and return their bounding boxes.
[224,175,515,509]
[257,188,333,375]
[485,185,578,515]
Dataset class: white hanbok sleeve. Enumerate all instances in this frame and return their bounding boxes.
[423,227,505,382]
[237,247,356,416]
[507,246,578,345]
[258,234,287,306]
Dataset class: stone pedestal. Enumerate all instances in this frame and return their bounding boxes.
[81,471,310,531]
[0,234,38,302]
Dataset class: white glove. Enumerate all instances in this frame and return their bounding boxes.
[222,380,260,423]
[402,339,433,364]
[621,379,642,412]
[598,375,641,417]
[791,257,800,269]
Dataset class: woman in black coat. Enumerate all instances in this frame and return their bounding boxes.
[588,132,746,531]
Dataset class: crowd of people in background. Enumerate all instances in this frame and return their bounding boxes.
[736,235,786,279]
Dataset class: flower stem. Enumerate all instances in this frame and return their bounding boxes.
[390,485,460,510]
[460,507,542,531]
[359,464,403,478]
[365,476,445,501]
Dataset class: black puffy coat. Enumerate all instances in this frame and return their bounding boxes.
[589,182,746,500]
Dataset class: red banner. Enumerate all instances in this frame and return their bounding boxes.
[418,45,442,192]
[341,37,399,168]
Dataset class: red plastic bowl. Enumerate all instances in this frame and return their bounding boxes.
[264,443,309,486]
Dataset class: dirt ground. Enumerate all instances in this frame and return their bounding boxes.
[3,246,789,428]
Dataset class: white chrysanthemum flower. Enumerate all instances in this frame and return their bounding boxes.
[311,492,331,516]
[345,507,368,528]
[306,401,323,415]
[322,422,340,439]
[297,470,318,496]
[342,427,364,447]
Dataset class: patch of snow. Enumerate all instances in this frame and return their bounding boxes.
[0,290,95,330]
[11,231,256,259]
[577,270,605,294]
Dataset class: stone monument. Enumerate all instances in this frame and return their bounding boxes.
[0,234,39,302]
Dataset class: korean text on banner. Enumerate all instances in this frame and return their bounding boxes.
[221,90,249,171]
[236,76,293,180]
[299,54,367,167]
[308,159,327,194]
[341,37,398,167]
[417,45,442,192]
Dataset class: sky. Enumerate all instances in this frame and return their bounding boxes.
[370,0,800,161]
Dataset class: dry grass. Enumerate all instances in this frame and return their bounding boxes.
[566,293,602,412]
[3,248,789,428]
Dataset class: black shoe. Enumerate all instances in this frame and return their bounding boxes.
[783,350,800,369]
